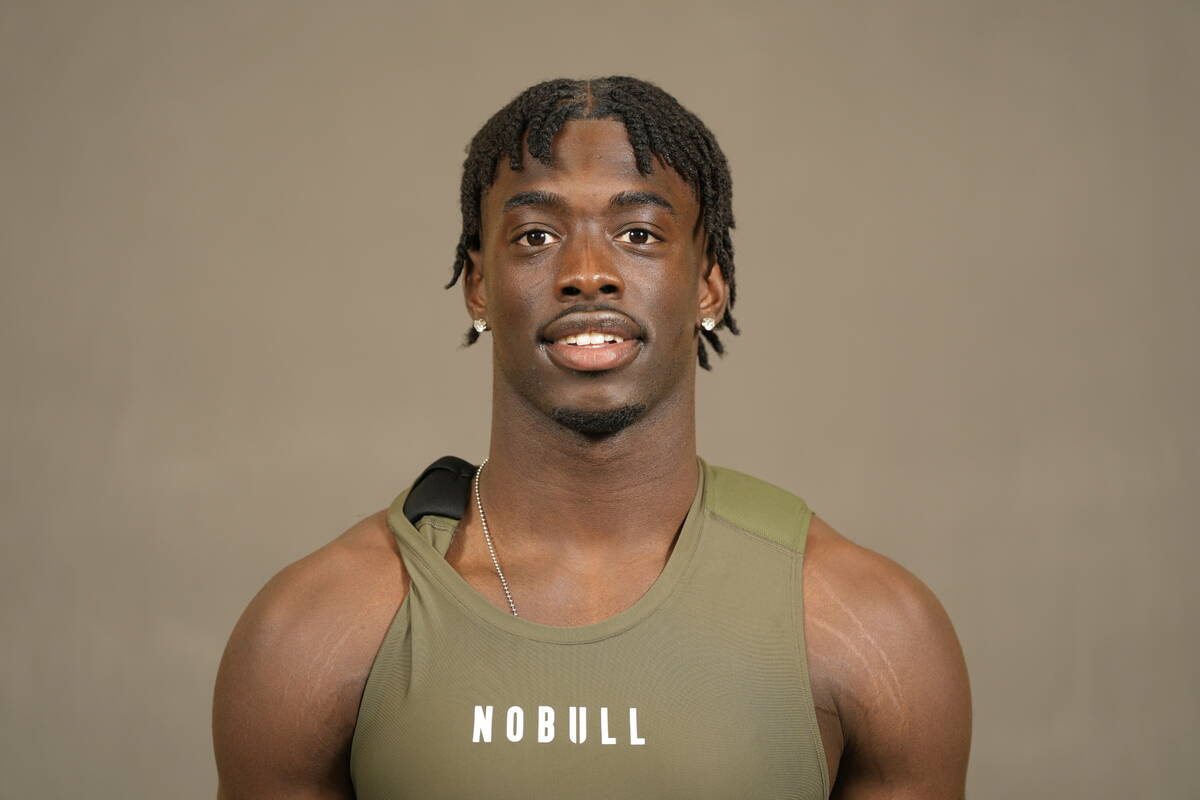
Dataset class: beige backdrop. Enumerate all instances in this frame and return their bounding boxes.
[2,1,1196,798]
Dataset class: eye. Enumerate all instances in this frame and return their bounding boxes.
[616,229,661,245]
[516,229,559,247]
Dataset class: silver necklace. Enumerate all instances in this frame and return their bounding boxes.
[473,458,519,616]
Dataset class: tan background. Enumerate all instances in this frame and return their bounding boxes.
[2,1,1196,797]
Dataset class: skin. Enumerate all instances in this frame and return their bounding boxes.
[213,119,971,798]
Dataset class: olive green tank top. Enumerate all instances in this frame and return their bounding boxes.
[350,459,829,799]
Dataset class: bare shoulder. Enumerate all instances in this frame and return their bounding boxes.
[213,510,407,799]
[803,514,971,798]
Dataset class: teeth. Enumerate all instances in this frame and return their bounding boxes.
[555,331,626,346]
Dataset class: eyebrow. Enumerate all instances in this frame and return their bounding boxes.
[609,190,676,216]
[502,190,568,212]
[501,189,677,216]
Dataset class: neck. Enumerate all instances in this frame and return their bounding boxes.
[479,383,700,550]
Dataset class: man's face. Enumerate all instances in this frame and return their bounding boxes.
[466,119,727,435]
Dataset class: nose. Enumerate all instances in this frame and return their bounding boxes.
[554,234,624,300]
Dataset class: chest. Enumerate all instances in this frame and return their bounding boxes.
[445,515,681,627]
[351,533,829,799]
[353,612,826,800]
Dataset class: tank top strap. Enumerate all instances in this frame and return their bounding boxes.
[385,486,460,570]
[703,463,814,554]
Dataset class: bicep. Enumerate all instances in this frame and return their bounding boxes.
[824,554,971,799]
[212,569,359,800]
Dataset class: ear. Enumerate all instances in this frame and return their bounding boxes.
[697,253,728,324]
[463,249,487,322]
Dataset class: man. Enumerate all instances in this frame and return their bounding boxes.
[213,77,971,798]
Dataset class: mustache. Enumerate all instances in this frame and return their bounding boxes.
[543,303,646,332]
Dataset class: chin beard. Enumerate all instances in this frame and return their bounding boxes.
[550,404,647,436]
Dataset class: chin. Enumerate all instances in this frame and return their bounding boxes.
[549,404,647,436]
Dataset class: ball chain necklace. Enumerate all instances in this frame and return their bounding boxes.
[472,458,519,616]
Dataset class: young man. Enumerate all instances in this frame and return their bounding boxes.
[213,77,971,799]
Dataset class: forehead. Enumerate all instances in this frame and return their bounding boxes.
[483,119,698,216]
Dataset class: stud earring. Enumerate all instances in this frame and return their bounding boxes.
[700,317,717,332]
[473,319,489,333]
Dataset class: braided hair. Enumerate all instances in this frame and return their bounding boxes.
[447,76,739,370]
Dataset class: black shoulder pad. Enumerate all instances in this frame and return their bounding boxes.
[402,455,477,524]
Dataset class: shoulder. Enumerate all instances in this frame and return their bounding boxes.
[803,515,971,795]
[213,510,407,797]
[220,510,409,682]
[804,515,957,646]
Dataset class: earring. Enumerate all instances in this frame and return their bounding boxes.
[700,317,717,332]
[473,319,489,333]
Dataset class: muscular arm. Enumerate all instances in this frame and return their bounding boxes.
[213,513,406,799]
[805,516,972,799]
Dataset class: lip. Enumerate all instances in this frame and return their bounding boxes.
[539,310,645,373]
[541,311,643,344]
[543,338,641,372]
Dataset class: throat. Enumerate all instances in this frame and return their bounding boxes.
[447,455,703,624]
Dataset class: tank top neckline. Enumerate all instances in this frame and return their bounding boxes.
[386,457,710,645]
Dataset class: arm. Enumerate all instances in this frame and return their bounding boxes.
[806,518,972,799]
[213,514,406,799]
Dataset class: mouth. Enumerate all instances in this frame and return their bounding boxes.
[544,337,640,372]
[552,331,629,347]
[540,312,644,373]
